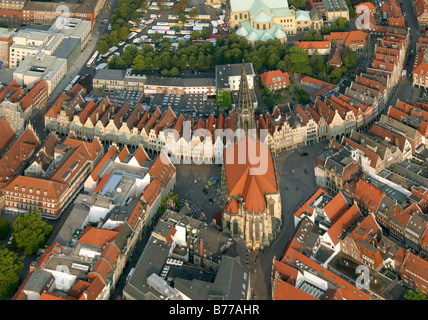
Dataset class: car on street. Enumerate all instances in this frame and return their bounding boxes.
[203,189,208,195]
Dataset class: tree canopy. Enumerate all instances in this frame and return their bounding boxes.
[0,247,23,298]
[0,219,10,240]
[405,289,427,300]
[12,211,53,255]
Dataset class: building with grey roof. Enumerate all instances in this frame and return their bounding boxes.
[174,255,250,300]
[322,0,349,21]
[122,235,177,300]
[13,52,67,94]
[53,37,81,71]
[215,63,255,91]
[404,214,427,252]
[122,206,250,300]
[92,69,127,92]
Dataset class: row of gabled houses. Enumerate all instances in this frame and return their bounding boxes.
[44,29,408,160]
[0,79,49,132]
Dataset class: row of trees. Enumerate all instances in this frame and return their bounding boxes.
[321,17,348,35]
[0,211,52,298]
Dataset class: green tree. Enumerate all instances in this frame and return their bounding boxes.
[303,29,322,41]
[288,46,312,75]
[109,30,120,47]
[161,69,169,77]
[201,27,210,39]
[295,89,310,104]
[152,32,163,43]
[12,211,53,255]
[346,0,356,18]
[0,219,10,240]
[310,50,325,74]
[133,54,146,71]
[178,13,187,24]
[288,0,306,9]
[159,192,181,214]
[191,30,201,40]
[330,66,347,83]
[0,247,24,298]
[216,34,225,47]
[343,49,358,69]
[405,289,427,300]
[118,26,129,41]
[97,40,110,55]
[170,67,180,77]
[188,8,198,18]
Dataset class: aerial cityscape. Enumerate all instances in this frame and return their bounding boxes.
[0,0,427,305]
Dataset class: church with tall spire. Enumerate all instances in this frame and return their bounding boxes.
[221,62,282,251]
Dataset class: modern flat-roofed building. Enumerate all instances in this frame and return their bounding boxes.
[48,17,91,49]
[13,52,67,94]
[9,29,53,68]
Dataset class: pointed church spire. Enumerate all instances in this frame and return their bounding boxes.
[235,61,257,143]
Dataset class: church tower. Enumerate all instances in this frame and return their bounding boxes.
[234,61,257,143]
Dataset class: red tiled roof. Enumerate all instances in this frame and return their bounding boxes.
[0,129,40,188]
[132,146,149,166]
[294,188,329,218]
[79,226,118,247]
[295,41,331,50]
[342,137,379,169]
[90,146,118,180]
[225,198,239,214]
[401,252,428,285]
[281,247,371,300]
[260,70,290,87]
[117,146,130,162]
[273,276,319,300]
[92,173,112,194]
[148,152,175,186]
[352,179,384,212]
[355,2,376,11]
[141,178,162,206]
[0,117,16,155]
[19,80,48,111]
[224,135,277,214]
[328,203,362,245]
[322,192,349,222]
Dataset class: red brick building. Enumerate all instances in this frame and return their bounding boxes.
[0,0,26,26]
[260,70,290,92]
[400,252,428,295]
[2,136,103,219]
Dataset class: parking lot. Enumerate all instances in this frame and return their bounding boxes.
[150,93,216,116]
